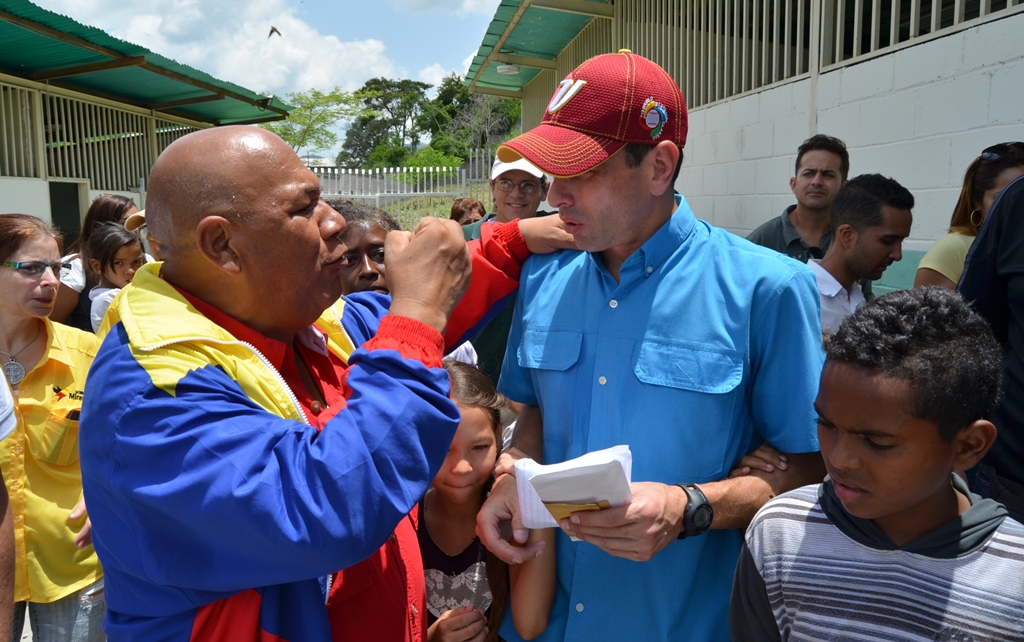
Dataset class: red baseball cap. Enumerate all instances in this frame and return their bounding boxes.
[497,50,687,178]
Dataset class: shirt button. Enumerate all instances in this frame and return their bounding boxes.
[11,515,19,523]
[646,265,654,274]
[11,445,21,454]
[9,481,18,490]
[609,299,618,309]
[598,376,607,385]
[575,603,584,613]
[310,401,323,415]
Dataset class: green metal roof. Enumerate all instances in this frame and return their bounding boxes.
[465,0,610,95]
[0,0,291,125]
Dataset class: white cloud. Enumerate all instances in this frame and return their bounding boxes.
[390,0,498,14]
[462,51,477,75]
[35,0,399,96]
[417,63,451,88]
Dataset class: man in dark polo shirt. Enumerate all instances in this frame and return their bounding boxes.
[748,134,849,262]
[463,156,551,386]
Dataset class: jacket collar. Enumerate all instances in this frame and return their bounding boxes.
[111,262,239,350]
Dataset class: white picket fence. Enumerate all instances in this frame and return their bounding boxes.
[309,147,497,229]
[310,166,463,229]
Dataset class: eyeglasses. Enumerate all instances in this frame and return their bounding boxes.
[980,142,1024,161]
[494,179,541,194]
[0,261,70,278]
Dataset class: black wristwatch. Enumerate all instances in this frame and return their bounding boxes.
[675,483,714,539]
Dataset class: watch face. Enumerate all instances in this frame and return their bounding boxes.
[693,505,713,531]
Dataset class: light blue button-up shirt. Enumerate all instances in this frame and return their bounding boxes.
[499,196,823,642]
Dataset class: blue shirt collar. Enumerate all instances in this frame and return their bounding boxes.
[593,194,696,280]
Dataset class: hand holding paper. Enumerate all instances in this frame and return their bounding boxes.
[515,445,632,530]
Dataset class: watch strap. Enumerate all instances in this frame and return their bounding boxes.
[674,483,713,540]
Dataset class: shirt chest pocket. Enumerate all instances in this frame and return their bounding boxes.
[630,341,745,479]
[518,329,582,371]
[31,405,81,466]
[518,330,583,449]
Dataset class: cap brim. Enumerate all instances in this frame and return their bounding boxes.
[124,211,146,232]
[498,124,627,178]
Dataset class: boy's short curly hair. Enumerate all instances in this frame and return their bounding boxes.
[825,287,1002,441]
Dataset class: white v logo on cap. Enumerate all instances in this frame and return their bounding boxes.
[547,79,587,113]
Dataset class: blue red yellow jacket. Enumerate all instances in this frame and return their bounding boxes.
[79,222,528,641]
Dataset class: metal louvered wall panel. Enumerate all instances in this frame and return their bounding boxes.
[1,73,209,192]
[515,0,1022,130]
[0,82,37,178]
[41,93,152,191]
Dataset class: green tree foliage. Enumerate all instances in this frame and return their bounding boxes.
[418,74,473,158]
[338,74,522,169]
[399,146,464,183]
[260,87,361,156]
[450,93,521,149]
[365,137,410,169]
[421,75,521,158]
[336,114,390,168]
[339,77,431,168]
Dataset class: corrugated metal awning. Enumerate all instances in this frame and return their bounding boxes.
[0,0,291,125]
[464,0,611,96]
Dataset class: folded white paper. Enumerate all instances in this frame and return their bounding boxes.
[514,444,633,530]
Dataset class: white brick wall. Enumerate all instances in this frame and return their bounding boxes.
[678,10,1024,251]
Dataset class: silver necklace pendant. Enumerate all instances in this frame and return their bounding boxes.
[2,360,25,386]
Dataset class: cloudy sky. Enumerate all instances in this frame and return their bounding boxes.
[33,0,497,96]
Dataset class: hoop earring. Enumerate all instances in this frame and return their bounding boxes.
[970,209,982,228]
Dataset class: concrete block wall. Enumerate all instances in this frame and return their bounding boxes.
[679,9,1024,265]
[0,177,51,223]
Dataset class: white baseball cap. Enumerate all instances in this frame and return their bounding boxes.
[490,156,545,181]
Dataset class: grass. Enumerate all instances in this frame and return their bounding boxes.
[362,181,493,231]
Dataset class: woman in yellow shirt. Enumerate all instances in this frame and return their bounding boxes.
[915,143,1024,289]
[0,214,104,641]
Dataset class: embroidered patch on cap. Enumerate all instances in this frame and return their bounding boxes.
[548,79,587,113]
[640,98,668,140]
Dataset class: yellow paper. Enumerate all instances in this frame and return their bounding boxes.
[544,500,612,522]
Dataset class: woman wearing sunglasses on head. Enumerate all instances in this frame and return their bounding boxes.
[0,214,105,642]
[915,142,1024,289]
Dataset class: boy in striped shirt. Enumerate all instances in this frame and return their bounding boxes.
[730,287,1024,641]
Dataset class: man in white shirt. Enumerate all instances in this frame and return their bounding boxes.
[812,174,914,337]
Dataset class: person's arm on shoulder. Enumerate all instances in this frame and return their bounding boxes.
[729,542,782,642]
[443,217,574,350]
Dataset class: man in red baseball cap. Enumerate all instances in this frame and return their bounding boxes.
[478,50,826,642]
